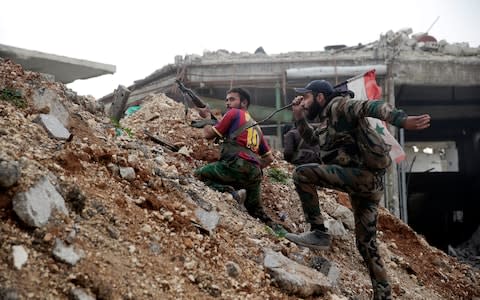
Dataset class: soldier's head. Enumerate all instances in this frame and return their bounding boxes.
[294,80,334,119]
[226,87,251,110]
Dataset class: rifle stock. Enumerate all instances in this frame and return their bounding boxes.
[175,79,217,121]
[176,79,207,108]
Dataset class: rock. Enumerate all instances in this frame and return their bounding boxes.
[52,239,84,266]
[0,159,20,188]
[195,208,220,233]
[225,261,241,278]
[0,287,20,300]
[325,220,348,238]
[34,114,72,140]
[70,287,95,300]
[149,242,161,255]
[119,167,136,181]
[12,176,68,227]
[309,256,340,285]
[31,87,69,126]
[331,205,354,230]
[263,248,332,297]
[12,245,28,270]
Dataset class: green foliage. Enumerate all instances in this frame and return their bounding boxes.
[110,117,134,138]
[0,88,27,108]
[266,167,289,184]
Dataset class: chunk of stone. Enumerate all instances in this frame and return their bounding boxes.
[0,160,20,188]
[12,176,68,227]
[52,239,83,266]
[12,245,28,270]
[34,114,71,140]
[263,248,332,297]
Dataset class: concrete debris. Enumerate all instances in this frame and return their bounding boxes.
[450,225,480,269]
[0,158,20,188]
[194,207,220,233]
[11,245,28,270]
[325,219,348,238]
[263,248,332,297]
[70,288,95,300]
[225,261,241,278]
[52,238,84,266]
[31,87,70,126]
[330,204,355,230]
[12,176,68,227]
[176,28,479,65]
[119,166,135,181]
[34,113,72,140]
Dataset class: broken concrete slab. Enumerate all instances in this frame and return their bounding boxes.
[31,88,69,126]
[263,248,332,297]
[34,114,71,140]
[12,176,68,227]
[0,43,116,84]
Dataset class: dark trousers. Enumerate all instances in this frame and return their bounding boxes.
[194,156,272,223]
[293,163,391,299]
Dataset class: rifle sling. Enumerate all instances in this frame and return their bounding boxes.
[220,119,261,161]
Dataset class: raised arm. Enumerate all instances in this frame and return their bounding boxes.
[330,98,405,126]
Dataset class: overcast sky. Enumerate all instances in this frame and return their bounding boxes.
[1,0,479,98]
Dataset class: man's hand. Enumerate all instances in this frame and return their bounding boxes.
[260,152,274,169]
[403,114,431,130]
[291,96,306,120]
[203,124,218,139]
[198,107,212,119]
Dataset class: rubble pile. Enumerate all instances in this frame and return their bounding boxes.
[174,28,479,65]
[450,225,480,269]
[0,59,479,299]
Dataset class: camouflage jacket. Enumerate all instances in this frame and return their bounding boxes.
[296,96,408,169]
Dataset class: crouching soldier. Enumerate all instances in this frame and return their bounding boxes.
[194,87,276,226]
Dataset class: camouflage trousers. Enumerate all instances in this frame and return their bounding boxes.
[194,157,272,224]
[293,163,392,300]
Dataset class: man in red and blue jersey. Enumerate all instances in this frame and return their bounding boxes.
[194,87,275,225]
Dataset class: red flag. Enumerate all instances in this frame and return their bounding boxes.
[364,69,382,100]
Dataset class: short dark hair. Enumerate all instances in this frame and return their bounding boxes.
[227,87,251,107]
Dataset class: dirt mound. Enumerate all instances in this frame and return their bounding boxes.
[0,59,479,299]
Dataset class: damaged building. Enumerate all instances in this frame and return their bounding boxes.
[0,43,116,84]
[99,28,480,255]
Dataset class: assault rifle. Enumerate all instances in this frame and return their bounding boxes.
[175,79,217,122]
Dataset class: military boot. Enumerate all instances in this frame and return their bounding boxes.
[231,189,247,211]
[285,230,331,250]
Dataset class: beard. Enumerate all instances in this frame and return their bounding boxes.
[306,99,323,120]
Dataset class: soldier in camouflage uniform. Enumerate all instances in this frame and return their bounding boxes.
[194,87,275,225]
[286,80,431,300]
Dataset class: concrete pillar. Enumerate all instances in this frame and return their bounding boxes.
[384,63,400,217]
[275,82,282,147]
[109,85,131,121]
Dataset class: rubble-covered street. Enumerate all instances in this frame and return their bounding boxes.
[0,58,479,299]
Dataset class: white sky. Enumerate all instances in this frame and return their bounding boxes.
[1,0,479,99]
